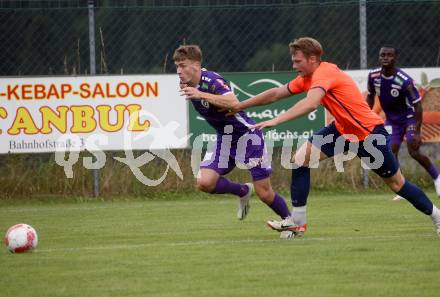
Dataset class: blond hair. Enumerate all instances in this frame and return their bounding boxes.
[173,45,203,62]
[289,37,323,59]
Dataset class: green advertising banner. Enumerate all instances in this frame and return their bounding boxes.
[188,72,325,147]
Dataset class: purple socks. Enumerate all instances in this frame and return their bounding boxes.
[212,178,291,219]
[427,163,440,180]
[212,177,248,197]
[269,193,291,219]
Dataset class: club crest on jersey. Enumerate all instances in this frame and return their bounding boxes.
[201,100,210,108]
[394,77,404,86]
[391,89,400,97]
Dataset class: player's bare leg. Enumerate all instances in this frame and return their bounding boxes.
[390,142,401,163]
[390,141,405,201]
[196,168,220,193]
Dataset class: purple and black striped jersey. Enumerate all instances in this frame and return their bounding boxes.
[191,69,256,138]
[367,67,421,123]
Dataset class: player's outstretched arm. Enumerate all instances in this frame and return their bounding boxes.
[180,86,239,109]
[366,74,376,109]
[238,85,292,111]
[252,88,323,130]
[407,84,423,133]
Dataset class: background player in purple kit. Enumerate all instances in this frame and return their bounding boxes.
[366,46,440,198]
[173,45,291,222]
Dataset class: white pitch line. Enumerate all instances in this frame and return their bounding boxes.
[0,200,232,213]
[35,233,437,254]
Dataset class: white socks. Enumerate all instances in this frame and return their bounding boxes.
[292,206,307,226]
[431,205,440,219]
[434,177,440,196]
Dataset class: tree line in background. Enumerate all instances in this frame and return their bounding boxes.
[1,1,439,76]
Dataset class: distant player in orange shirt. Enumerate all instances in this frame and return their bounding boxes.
[229,37,440,238]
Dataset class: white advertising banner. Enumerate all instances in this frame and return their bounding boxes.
[0,75,188,153]
[346,67,440,92]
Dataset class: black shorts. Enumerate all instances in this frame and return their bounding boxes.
[308,122,399,178]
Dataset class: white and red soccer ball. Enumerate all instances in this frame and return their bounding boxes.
[4,224,38,253]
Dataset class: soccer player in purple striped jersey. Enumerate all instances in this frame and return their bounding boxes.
[173,45,291,222]
[367,46,440,198]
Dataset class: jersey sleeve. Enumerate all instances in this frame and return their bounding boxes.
[209,77,233,96]
[367,73,376,95]
[405,80,421,105]
[287,77,304,94]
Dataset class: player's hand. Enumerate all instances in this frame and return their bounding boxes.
[418,84,432,98]
[250,119,278,130]
[180,86,202,99]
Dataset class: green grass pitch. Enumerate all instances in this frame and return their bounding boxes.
[1,192,440,297]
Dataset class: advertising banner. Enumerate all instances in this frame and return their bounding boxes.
[0,75,188,153]
[2,68,437,155]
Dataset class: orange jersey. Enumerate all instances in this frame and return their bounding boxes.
[288,62,383,141]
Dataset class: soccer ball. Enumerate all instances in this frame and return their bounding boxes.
[4,224,38,253]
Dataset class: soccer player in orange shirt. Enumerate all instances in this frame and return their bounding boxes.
[229,37,440,238]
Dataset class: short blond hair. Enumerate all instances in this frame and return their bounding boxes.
[173,45,202,63]
[289,37,323,59]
